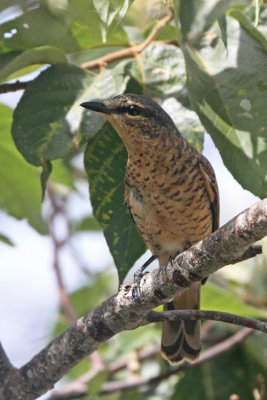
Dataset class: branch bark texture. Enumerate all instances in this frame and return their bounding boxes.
[1,199,267,399]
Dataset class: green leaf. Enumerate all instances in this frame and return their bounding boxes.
[202,282,264,318]
[0,233,15,247]
[88,369,109,396]
[181,16,267,198]
[0,103,45,233]
[162,97,204,152]
[131,43,186,96]
[12,61,132,166]
[50,159,76,190]
[84,123,146,283]
[93,0,133,26]
[40,160,52,201]
[70,19,129,49]
[109,324,160,359]
[243,3,267,40]
[229,8,267,50]
[179,0,250,42]
[53,271,116,338]
[76,216,102,231]
[218,14,228,49]
[0,46,67,84]
[0,6,79,52]
[69,0,129,48]
[68,358,91,381]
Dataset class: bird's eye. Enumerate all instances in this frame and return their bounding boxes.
[128,105,140,116]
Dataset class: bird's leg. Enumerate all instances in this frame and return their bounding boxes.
[132,254,157,302]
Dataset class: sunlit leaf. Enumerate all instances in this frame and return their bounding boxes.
[0,46,67,83]
[181,16,267,198]
[0,6,79,52]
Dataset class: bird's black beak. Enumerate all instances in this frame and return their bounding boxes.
[80,101,110,114]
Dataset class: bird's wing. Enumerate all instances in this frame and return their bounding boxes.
[198,154,220,232]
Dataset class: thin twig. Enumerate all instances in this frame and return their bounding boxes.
[48,348,157,399]
[81,15,174,70]
[0,80,30,94]
[47,184,104,372]
[47,184,77,324]
[100,328,253,394]
[146,310,267,333]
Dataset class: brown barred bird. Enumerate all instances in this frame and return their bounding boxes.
[81,94,219,364]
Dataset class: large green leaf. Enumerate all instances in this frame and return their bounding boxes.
[84,123,146,283]
[12,61,132,166]
[0,103,45,232]
[179,0,249,42]
[0,46,67,83]
[181,16,267,198]
[0,6,79,52]
[69,0,129,48]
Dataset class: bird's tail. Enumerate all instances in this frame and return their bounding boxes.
[161,282,201,364]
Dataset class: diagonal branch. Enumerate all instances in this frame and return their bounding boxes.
[80,15,174,70]
[49,328,253,399]
[1,199,266,400]
[0,343,16,382]
[101,328,253,394]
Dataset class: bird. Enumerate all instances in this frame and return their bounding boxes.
[80,94,219,364]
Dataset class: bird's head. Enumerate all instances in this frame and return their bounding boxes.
[80,94,179,153]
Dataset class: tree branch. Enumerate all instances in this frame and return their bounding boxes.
[0,17,175,95]
[48,347,157,399]
[1,199,266,399]
[147,310,267,333]
[49,328,253,399]
[0,343,16,382]
[80,15,174,70]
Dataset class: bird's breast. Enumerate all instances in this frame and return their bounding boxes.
[124,150,213,261]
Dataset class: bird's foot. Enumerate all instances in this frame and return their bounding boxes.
[132,270,149,303]
[131,254,157,303]
[169,250,180,266]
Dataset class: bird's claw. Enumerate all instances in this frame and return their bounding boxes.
[132,270,149,303]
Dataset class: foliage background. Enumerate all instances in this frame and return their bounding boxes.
[0,0,267,399]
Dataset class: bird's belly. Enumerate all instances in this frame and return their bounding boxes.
[128,187,213,263]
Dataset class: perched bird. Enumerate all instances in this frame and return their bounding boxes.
[81,94,219,364]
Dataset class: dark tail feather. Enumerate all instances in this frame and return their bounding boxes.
[161,282,201,364]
